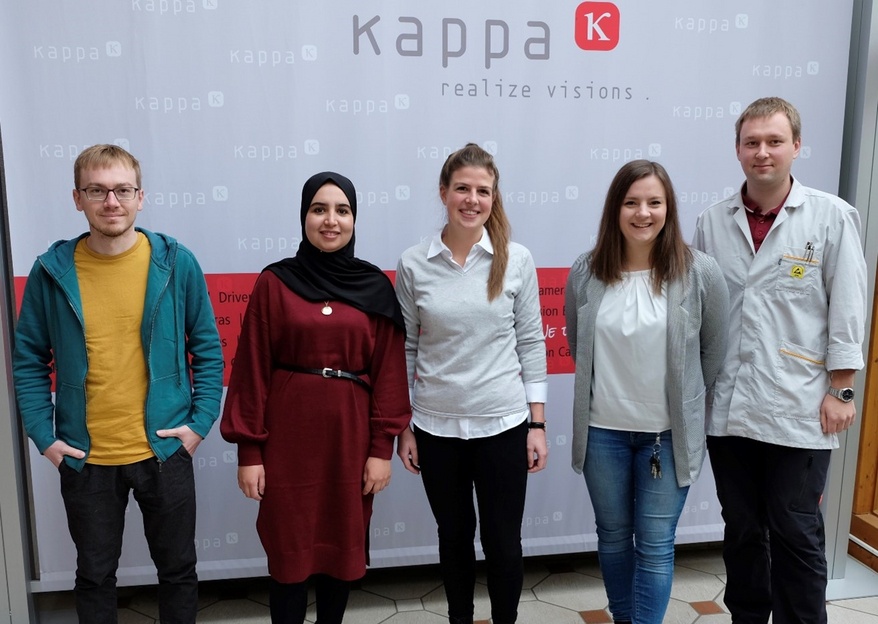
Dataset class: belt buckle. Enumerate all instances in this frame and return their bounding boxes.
[321,367,333,378]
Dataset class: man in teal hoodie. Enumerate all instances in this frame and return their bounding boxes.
[12,144,224,624]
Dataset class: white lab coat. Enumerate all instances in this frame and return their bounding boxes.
[693,178,867,449]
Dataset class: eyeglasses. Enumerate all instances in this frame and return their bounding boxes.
[78,187,140,202]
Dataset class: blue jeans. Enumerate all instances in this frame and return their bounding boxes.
[59,448,198,624]
[583,427,689,624]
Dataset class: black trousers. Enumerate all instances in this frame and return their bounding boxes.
[707,435,830,624]
[415,421,529,624]
[59,448,198,624]
[268,575,350,624]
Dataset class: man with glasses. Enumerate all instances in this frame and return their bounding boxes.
[13,144,224,623]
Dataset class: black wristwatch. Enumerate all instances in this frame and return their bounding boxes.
[528,421,547,431]
[827,387,855,403]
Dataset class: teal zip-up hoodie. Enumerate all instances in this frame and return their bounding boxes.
[12,228,224,471]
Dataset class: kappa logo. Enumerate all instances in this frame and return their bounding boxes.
[574,1,620,51]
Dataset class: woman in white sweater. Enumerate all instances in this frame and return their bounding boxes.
[565,160,729,624]
[395,144,548,624]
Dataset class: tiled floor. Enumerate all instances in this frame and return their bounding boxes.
[34,545,878,623]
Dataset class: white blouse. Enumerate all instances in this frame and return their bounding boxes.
[589,270,671,432]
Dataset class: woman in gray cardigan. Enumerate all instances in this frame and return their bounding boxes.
[565,160,729,624]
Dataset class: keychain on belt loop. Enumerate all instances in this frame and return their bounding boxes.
[649,433,662,479]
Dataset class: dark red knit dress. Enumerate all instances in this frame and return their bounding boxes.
[221,271,411,582]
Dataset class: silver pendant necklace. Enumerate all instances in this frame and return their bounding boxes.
[321,301,333,316]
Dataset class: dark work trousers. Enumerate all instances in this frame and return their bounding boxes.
[268,575,351,624]
[415,421,529,624]
[707,435,830,624]
[59,447,198,624]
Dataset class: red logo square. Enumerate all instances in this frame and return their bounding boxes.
[575,2,620,51]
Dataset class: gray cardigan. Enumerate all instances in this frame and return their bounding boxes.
[564,249,729,486]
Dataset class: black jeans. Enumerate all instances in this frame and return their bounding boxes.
[415,422,528,624]
[59,448,198,624]
[707,435,830,624]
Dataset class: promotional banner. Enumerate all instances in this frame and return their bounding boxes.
[0,1,854,589]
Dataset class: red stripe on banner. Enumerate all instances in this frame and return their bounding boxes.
[13,268,574,387]
[13,276,26,313]
[206,273,258,385]
[536,267,574,375]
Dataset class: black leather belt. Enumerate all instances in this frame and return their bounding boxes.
[282,365,371,392]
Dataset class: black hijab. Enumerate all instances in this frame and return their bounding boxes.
[265,171,404,329]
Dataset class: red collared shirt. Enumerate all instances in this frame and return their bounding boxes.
[742,185,790,252]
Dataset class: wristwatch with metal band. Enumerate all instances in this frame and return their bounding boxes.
[827,387,855,403]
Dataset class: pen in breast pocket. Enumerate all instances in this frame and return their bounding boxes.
[804,241,814,263]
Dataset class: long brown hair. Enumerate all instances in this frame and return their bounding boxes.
[439,143,511,301]
[591,160,691,293]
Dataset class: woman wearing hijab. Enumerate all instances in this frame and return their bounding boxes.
[221,172,411,624]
